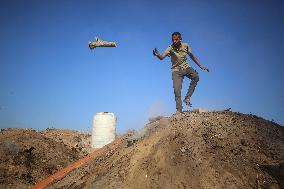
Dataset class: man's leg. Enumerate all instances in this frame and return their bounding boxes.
[172,71,184,112]
[185,67,199,100]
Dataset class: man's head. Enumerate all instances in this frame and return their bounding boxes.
[171,32,182,49]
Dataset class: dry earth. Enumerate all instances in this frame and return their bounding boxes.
[1,111,283,189]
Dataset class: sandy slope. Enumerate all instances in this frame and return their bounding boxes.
[48,111,284,189]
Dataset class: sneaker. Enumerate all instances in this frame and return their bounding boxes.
[183,97,192,106]
[176,109,182,114]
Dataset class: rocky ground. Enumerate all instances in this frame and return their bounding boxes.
[1,111,283,189]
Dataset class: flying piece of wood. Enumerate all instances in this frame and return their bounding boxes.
[88,37,117,49]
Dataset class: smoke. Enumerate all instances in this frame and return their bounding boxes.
[125,101,169,146]
[126,116,170,146]
[147,101,168,120]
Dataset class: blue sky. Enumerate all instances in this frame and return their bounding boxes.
[0,0,283,132]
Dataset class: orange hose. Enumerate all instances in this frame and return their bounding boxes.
[29,138,123,189]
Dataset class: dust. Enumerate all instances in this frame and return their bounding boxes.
[126,116,169,146]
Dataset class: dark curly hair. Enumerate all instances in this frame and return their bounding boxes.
[171,32,182,39]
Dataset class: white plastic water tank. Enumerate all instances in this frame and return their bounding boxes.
[92,112,116,149]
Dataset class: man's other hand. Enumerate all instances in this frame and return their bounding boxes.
[201,66,209,72]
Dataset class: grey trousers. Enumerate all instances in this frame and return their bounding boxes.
[172,67,199,111]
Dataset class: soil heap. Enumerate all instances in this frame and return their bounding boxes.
[1,111,283,189]
[48,111,284,189]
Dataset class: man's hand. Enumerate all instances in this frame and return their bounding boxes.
[153,48,168,60]
[153,48,159,56]
[201,66,209,72]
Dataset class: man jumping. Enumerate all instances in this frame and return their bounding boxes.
[153,32,209,114]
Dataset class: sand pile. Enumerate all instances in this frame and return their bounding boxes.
[47,111,284,189]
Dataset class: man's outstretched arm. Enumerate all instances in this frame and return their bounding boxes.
[153,48,169,60]
[189,52,209,72]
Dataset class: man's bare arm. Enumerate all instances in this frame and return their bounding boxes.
[157,52,169,60]
[153,48,168,60]
[189,52,209,72]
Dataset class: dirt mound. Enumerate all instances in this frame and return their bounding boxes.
[41,129,92,156]
[0,128,90,189]
[46,111,284,189]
